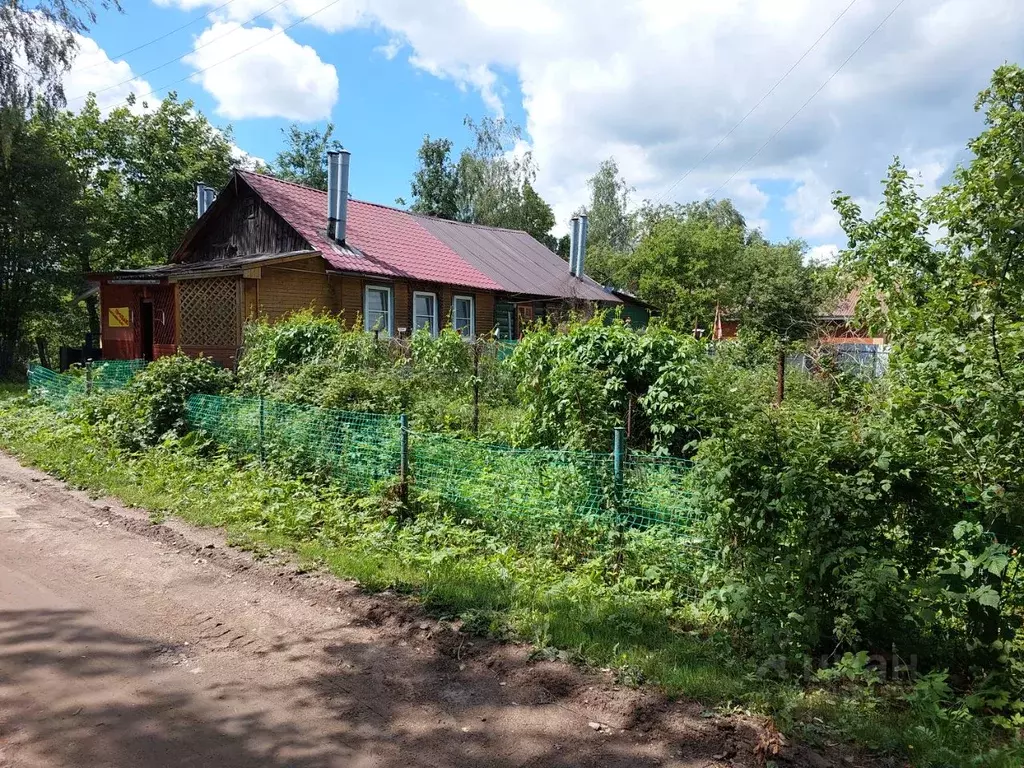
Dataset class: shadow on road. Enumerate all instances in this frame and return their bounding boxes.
[0,609,687,768]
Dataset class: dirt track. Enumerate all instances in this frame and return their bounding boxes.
[0,450,834,768]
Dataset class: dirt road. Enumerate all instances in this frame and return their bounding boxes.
[0,450,814,768]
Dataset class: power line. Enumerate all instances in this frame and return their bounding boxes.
[68,0,294,103]
[706,0,906,202]
[73,0,241,73]
[90,0,344,114]
[653,0,861,206]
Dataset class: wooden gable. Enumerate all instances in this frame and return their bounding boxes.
[178,179,310,264]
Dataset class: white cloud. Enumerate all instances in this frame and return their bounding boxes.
[231,143,267,171]
[807,244,840,265]
[184,22,338,120]
[159,0,1024,243]
[56,34,153,113]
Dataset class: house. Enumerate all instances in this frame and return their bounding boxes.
[713,287,889,375]
[603,288,656,330]
[91,150,619,366]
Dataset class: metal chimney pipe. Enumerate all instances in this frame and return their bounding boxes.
[574,214,589,278]
[196,183,216,218]
[568,216,580,274]
[326,151,341,240]
[336,148,351,244]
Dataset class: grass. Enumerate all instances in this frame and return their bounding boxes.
[0,382,27,400]
[0,399,1019,768]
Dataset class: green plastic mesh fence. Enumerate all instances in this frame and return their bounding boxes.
[90,360,148,390]
[621,453,702,537]
[27,361,148,408]
[186,394,401,491]
[410,430,613,546]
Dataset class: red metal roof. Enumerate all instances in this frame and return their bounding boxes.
[238,171,501,290]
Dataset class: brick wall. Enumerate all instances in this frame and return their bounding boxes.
[257,257,333,320]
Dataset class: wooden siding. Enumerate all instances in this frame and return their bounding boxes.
[243,278,259,320]
[183,185,308,263]
[257,258,332,320]
[477,291,495,336]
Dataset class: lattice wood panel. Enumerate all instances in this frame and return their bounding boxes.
[179,277,241,347]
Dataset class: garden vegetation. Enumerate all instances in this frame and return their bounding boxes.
[5,64,1024,768]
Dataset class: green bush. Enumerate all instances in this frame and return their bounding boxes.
[92,354,232,451]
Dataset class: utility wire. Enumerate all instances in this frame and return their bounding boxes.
[68,0,294,102]
[73,0,241,73]
[653,0,861,206]
[706,0,906,202]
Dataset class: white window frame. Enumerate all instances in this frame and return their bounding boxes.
[363,284,394,336]
[452,294,475,338]
[412,291,439,336]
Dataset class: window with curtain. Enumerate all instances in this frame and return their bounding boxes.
[364,285,392,335]
[413,291,437,335]
[452,295,474,338]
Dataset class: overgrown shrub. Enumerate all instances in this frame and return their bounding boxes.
[92,354,232,450]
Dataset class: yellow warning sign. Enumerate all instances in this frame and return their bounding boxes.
[108,307,130,328]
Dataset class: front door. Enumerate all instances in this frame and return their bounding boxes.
[140,300,154,361]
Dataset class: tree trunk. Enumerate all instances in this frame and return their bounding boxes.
[35,337,50,369]
[85,292,101,338]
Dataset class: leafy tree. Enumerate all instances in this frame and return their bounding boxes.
[0,108,83,376]
[404,117,558,246]
[272,122,342,190]
[610,199,825,337]
[409,135,459,219]
[0,0,121,145]
[585,157,634,252]
[835,64,1024,648]
[51,92,235,332]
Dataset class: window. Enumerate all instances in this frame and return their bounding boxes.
[452,295,475,338]
[364,285,393,336]
[413,291,438,336]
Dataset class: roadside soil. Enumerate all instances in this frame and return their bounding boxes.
[0,450,849,768]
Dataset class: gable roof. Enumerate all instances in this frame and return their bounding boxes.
[413,215,613,302]
[238,170,500,290]
[820,287,860,319]
[233,170,616,301]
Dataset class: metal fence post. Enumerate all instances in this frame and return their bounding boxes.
[258,395,266,465]
[85,360,93,396]
[399,413,409,503]
[613,426,625,499]
[612,426,627,569]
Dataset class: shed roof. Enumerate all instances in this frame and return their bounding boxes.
[413,215,614,302]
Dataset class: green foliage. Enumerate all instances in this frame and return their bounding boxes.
[271,122,341,190]
[695,402,945,660]
[237,310,352,391]
[92,354,232,450]
[408,135,459,219]
[507,315,802,453]
[0,108,83,376]
[405,117,558,247]
[0,1,120,125]
[52,92,235,271]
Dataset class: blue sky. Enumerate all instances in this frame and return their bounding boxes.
[73,2,523,209]
[62,0,1024,258]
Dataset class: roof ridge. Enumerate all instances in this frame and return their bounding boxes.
[407,211,528,235]
[236,168,326,194]
[237,169,424,215]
